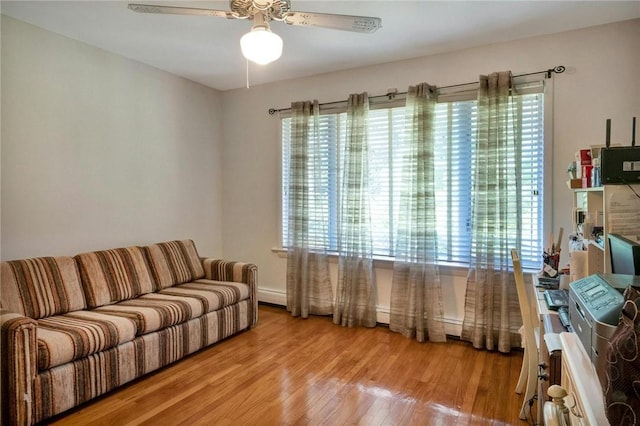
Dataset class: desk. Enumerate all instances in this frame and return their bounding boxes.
[532,277,609,425]
[543,332,609,425]
[530,275,566,422]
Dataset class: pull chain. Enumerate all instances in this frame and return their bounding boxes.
[246,59,250,89]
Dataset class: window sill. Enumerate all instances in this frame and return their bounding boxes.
[271,247,470,276]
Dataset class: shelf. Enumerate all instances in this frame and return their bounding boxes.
[574,187,603,193]
[572,187,607,274]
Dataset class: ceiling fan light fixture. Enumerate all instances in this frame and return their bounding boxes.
[129,2,382,67]
[240,25,283,65]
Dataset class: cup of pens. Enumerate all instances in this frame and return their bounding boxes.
[543,228,563,277]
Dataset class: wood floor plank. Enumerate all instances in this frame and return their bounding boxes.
[47,304,527,426]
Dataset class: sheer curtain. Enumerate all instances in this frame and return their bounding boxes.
[461,71,523,353]
[286,100,333,318]
[389,83,446,343]
[333,93,377,328]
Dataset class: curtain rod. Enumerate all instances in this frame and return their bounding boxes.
[267,65,565,115]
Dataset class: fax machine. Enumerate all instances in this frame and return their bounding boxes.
[568,273,640,386]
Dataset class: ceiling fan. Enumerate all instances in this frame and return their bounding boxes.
[128,1,382,65]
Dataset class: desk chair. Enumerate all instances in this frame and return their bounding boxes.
[511,249,538,421]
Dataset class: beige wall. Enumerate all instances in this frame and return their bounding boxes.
[2,14,638,330]
[220,19,640,330]
[1,15,224,259]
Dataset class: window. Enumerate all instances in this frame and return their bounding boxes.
[282,94,544,269]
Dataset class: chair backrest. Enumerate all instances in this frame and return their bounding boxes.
[511,249,537,351]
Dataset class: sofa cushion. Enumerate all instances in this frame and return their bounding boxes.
[143,240,205,290]
[1,257,86,319]
[159,279,250,313]
[75,247,155,308]
[36,310,137,370]
[94,293,204,335]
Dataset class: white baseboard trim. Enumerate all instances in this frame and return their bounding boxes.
[258,287,287,306]
[258,288,463,337]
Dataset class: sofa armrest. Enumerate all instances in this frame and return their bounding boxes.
[201,259,258,327]
[1,309,37,426]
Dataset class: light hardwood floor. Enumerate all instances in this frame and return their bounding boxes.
[48,304,528,426]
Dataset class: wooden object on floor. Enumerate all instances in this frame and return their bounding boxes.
[48,304,527,425]
[543,385,570,425]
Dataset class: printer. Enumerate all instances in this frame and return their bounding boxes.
[568,273,640,386]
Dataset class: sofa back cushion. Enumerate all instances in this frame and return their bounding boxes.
[75,246,155,308]
[0,256,86,319]
[143,240,205,289]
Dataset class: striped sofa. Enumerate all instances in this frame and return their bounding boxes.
[0,240,257,426]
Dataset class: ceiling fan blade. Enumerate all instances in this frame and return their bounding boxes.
[282,11,381,33]
[127,4,240,19]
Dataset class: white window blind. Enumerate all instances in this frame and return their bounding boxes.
[433,101,475,264]
[282,114,339,250]
[517,94,545,266]
[281,93,544,269]
[365,107,407,256]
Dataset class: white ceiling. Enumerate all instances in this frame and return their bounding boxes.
[2,1,639,91]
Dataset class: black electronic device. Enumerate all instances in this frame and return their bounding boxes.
[544,289,569,310]
[608,233,640,275]
[601,117,640,184]
[600,146,640,184]
[536,276,560,290]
